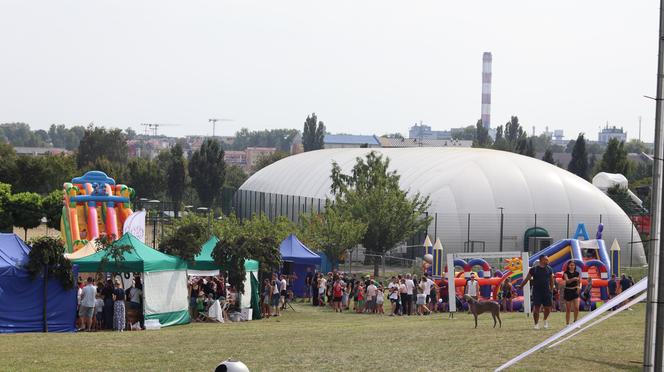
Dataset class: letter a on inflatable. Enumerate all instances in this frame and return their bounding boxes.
[573,223,589,241]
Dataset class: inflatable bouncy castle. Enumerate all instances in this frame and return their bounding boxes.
[60,171,135,252]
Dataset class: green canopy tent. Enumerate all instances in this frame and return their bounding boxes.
[190,236,261,319]
[72,233,190,327]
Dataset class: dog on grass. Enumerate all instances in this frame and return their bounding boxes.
[464,295,501,328]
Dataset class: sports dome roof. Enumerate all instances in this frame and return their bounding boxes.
[239,148,645,264]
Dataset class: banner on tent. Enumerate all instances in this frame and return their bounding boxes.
[123,210,146,243]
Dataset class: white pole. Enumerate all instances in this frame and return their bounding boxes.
[522,252,531,315]
[447,253,456,313]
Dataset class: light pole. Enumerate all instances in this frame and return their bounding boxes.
[498,207,504,252]
[148,200,160,248]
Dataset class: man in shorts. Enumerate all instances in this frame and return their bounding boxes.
[519,255,555,329]
[79,277,97,331]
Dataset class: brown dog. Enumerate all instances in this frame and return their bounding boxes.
[464,295,501,328]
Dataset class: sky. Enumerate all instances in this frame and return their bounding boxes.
[0,1,659,141]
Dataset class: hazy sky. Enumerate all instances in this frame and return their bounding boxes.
[0,1,658,141]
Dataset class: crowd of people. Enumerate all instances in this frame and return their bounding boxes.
[187,276,236,322]
[294,258,639,329]
[75,275,143,332]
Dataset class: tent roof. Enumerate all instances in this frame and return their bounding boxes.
[64,239,98,260]
[72,233,187,273]
[191,236,259,272]
[279,234,321,265]
[0,233,31,277]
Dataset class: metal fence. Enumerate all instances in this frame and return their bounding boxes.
[232,189,650,267]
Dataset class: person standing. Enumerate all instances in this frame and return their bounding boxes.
[388,277,400,316]
[332,278,343,312]
[501,277,515,313]
[608,274,618,300]
[404,274,415,316]
[305,267,313,303]
[102,279,114,330]
[562,261,581,324]
[128,279,144,330]
[466,273,480,301]
[366,280,377,313]
[112,280,126,332]
[581,276,593,311]
[79,277,97,331]
[279,274,288,310]
[519,255,555,329]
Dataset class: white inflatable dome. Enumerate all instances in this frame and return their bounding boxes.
[239,148,646,265]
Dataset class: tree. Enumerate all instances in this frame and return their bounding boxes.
[299,206,367,268]
[225,165,248,190]
[127,157,165,200]
[13,154,77,194]
[381,133,404,139]
[42,190,64,230]
[48,124,86,150]
[473,120,492,148]
[451,125,476,141]
[0,123,47,147]
[230,128,299,152]
[0,143,17,184]
[624,139,651,154]
[542,149,555,164]
[568,133,589,180]
[188,138,226,208]
[25,236,74,332]
[159,215,207,261]
[330,151,432,275]
[302,113,326,151]
[0,183,12,232]
[11,192,43,240]
[251,151,289,174]
[521,138,535,157]
[598,138,631,175]
[76,125,128,168]
[165,144,187,218]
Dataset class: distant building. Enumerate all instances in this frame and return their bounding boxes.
[598,125,626,144]
[245,147,276,171]
[379,137,472,148]
[323,134,381,149]
[223,151,247,168]
[13,147,71,156]
[408,124,453,140]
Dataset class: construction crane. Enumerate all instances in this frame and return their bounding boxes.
[140,123,179,136]
[208,118,233,137]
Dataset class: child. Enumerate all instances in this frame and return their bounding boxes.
[416,286,429,315]
[375,285,385,315]
[94,293,104,331]
[356,282,365,313]
[196,291,206,321]
[205,294,214,311]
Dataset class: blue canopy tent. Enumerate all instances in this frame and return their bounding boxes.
[279,234,321,297]
[0,234,77,333]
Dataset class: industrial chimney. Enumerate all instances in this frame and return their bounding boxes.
[481,52,492,129]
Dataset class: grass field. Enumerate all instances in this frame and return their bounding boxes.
[0,302,645,372]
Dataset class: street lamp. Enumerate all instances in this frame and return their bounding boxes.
[147,200,160,248]
[498,207,504,252]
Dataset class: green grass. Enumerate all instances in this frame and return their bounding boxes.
[0,302,645,371]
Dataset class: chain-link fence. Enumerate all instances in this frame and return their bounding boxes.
[232,189,650,268]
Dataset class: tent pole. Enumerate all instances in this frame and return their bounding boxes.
[43,265,48,333]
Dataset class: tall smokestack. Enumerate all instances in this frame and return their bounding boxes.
[481,52,492,129]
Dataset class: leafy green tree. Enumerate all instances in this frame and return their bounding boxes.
[0,183,12,232]
[0,143,17,184]
[598,138,631,175]
[11,192,43,240]
[213,214,294,291]
[299,206,367,268]
[127,157,165,200]
[76,125,128,168]
[473,120,492,147]
[165,144,187,218]
[492,125,509,151]
[568,133,589,180]
[159,215,208,261]
[13,154,77,194]
[521,138,535,157]
[542,149,555,164]
[624,139,651,154]
[26,236,74,332]
[230,128,299,152]
[224,165,248,189]
[188,138,226,208]
[451,125,476,141]
[330,151,432,275]
[42,190,64,230]
[81,157,128,183]
[302,113,326,151]
[381,133,404,139]
[48,124,86,150]
[0,123,47,147]
[251,151,289,174]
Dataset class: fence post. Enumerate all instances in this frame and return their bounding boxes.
[566,214,570,238]
[381,255,385,276]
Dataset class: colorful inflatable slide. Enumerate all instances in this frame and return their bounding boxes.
[60,171,135,253]
[431,224,617,311]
